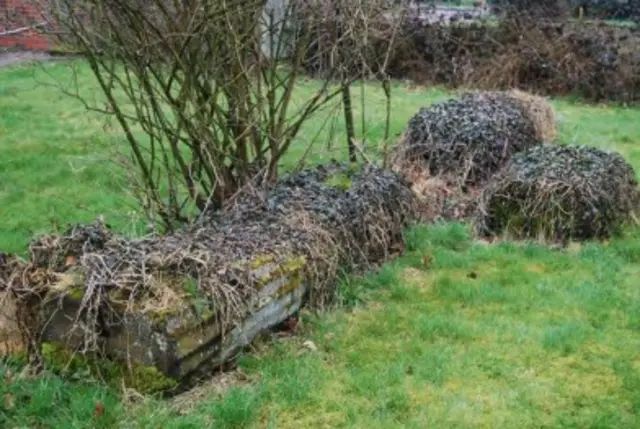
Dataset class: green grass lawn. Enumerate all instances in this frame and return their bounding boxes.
[2,60,640,428]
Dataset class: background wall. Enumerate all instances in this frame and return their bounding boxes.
[0,0,53,50]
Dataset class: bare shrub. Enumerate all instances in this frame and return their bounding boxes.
[489,0,571,21]
[37,0,406,232]
[301,3,640,105]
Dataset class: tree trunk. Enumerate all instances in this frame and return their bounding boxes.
[342,81,357,163]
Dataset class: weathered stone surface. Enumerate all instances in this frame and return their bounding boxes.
[39,255,307,380]
[40,293,95,351]
[0,291,24,356]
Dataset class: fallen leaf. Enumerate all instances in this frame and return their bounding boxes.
[65,255,76,267]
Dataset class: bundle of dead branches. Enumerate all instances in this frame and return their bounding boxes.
[203,161,417,304]
[389,91,542,188]
[475,144,640,242]
[389,164,482,223]
[0,163,416,388]
[316,13,639,105]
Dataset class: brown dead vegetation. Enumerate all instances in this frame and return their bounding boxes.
[305,15,640,104]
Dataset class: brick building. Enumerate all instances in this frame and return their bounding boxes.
[0,0,53,50]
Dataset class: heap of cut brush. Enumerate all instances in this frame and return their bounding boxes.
[0,162,416,392]
[389,90,555,222]
[475,144,639,242]
[390,91,543,188]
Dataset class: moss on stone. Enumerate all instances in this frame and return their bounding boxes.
[136,274,206,328]
[276,270,303,298]
[279,256,306,273]
[253,255,306,290]
[41,342,177,394]
[275,257,305,296]
[168,255,306,354]
[249,254,277,269]
[146,307,183,325]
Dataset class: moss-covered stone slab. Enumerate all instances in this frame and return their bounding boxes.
[15,162,416,395]
[38,255,308,384]
[39,270,100,351]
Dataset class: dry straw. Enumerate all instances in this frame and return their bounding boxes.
[500,89,557,142]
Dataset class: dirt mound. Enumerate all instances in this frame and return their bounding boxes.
[475,144,639,242]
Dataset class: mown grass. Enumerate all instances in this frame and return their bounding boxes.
[2,60,640,428]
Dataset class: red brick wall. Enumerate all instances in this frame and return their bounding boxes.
[0,0,54,50]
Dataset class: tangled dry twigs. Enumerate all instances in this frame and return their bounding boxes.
[389,91,542,188]
[0,163,417,391]
[475,144,640,242]
[491,89,557,143]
